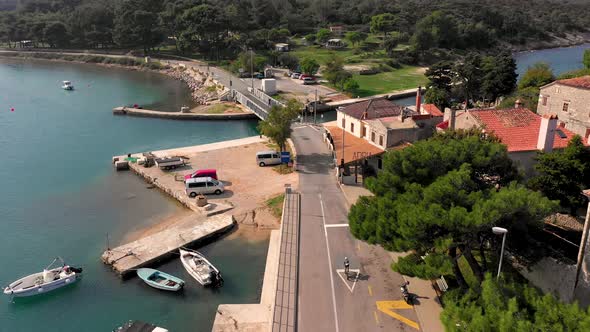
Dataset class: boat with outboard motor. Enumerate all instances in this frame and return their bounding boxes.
[3,257,82,297]
[179,248,223,287]
[62,81,74,90]
[137,268,185,292]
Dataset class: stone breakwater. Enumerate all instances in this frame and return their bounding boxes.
[165,66,229,105]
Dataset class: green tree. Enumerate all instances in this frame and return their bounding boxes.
[316,28,331,44]
[343,78,359,95]
[345,31,366,47]
[44,21,69,48]
[529,135,590,213]
[304,33,316,44]
[113,0,164,54]
[300,57,319,76]
[412,11,458,50]
[278,53,299,71]
[349,132,557,287]
[584,49,590,69]
[370,13,397,43]
[453,53,483,103]
[481,51,518,102]
[424,86,451,111]
[518,62,555,90]
[323,55,352,90]
[231,51,266,74]
[257,99,302,152]
[442,274,590,331]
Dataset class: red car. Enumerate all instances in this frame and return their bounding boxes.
[299,74,314,80]
[184,169,218,181]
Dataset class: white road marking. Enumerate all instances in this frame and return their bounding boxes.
[324,223,350,228]
[320,193,340,332]
[336,268,360,293]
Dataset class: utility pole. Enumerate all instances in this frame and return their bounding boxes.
[314,89,318,124]
[341,126,345,183]
[250,49,254,91]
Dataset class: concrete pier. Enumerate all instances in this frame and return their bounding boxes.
[101,214,234,277]
[113,106,257,120]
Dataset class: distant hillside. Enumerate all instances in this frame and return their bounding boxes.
[0,0,18,11]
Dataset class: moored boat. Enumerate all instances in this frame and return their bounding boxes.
[179,248,223,287]
[62,81,74,90]
[3,257,82,298]
[136,268,184,292]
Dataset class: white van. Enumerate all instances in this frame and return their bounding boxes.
[185,177,224,197]
[256,151,282,167]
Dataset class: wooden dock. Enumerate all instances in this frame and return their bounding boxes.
[101,214,235,277]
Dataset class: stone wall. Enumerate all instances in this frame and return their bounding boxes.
[538,84,590,138]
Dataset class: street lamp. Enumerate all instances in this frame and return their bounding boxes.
[250,48,254,90]
[492,226,508,281]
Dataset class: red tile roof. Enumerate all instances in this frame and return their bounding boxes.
[340,98,405,120]
[422,104,443,117]
[325,126,385,165]
[556,76,590,89]
[469,108,583,152]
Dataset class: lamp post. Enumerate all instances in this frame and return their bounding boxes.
[492,226,508,281]
[250,48,254,90]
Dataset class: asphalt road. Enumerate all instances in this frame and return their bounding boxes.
[293,124,422,332]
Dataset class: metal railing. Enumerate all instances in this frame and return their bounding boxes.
[232,90,269,120]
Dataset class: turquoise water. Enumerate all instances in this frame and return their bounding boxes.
[0,58,267,331]
[514,43,590,76]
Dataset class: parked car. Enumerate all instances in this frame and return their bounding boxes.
[299,74,314,80]
[185,177,224,197]
[291,73,301,79]
[256,151,282,167]
[302,77,317,85]
[184,169,218,181]
[254,72,265,79]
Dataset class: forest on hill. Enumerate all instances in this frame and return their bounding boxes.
[0,0,588,60]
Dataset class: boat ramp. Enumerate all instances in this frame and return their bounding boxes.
[101,214,234,278]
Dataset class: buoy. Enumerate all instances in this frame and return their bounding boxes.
[10,107,14,112]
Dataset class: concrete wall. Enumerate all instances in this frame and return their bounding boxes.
[337,111,362,138]
[454,111,480,129]
[508,151,538,177]
[538,84,590,138]
[513,255,577,303]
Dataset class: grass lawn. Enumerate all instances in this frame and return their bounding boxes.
[266,193,285,218]
[291,45,356,64]
[198,103,243,114]
[352,66,428,97]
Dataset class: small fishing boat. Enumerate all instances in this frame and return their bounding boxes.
[3,257,82,298]
[179,248,223,287]
[113,320,169,332]
[62,81,74,90]
[136,268,184,292]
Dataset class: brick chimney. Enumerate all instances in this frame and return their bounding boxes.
[449,109,457,131]
[537,114,558,152]
[416,86,422,114]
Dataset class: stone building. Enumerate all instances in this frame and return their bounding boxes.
[537,76,590,139]
[437,104,585,176]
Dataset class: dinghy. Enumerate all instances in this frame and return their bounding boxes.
[137,268,184,292]
[3,257,82,298]
[179,248,223,287]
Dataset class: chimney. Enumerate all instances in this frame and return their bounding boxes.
[449,109,457,131]
[416,86,422,114]
[537,114,558,152]
[515,99,523,109]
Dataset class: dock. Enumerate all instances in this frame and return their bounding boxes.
[101,214,235,277]
[113,106,257,120]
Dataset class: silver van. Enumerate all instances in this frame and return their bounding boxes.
[185,177,224,197]
[256,151,282,167]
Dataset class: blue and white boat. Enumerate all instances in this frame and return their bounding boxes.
[3,257,82,298]
[137,268,184,292]
[62,81,74,90]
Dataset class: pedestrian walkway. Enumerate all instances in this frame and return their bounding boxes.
[272,189,300,332]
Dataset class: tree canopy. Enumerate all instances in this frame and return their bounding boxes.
[257,99,301,152]
[349,131,557,287]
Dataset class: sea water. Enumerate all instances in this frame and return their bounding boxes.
[0,58,267,331]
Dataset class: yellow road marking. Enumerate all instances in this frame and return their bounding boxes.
[376,300,420,330]
[368,285,373,296]
[357,243,361,251]
[374,311,380,324]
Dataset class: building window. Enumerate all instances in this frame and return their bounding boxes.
[371,132,375,142]
[350,122,354,133]
[361,126,366,137]
[341,118,345,128]
[563,102,569,113]
[542,96,547,106]
[379,135,384,146]
[377,157,383,170]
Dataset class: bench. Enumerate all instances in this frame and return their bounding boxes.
[436,275,449,293]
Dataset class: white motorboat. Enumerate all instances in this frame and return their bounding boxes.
[179,248,223,287]
[3,257,82,298]
[62,81,74,90]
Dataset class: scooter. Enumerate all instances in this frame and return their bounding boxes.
[400,281,415,304]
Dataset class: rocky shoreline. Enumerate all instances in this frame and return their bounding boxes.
[164,65,228,105]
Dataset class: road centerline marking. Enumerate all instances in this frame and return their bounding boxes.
[324,223,349,228]
[320,193,340,332]
[368,285,373,296]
